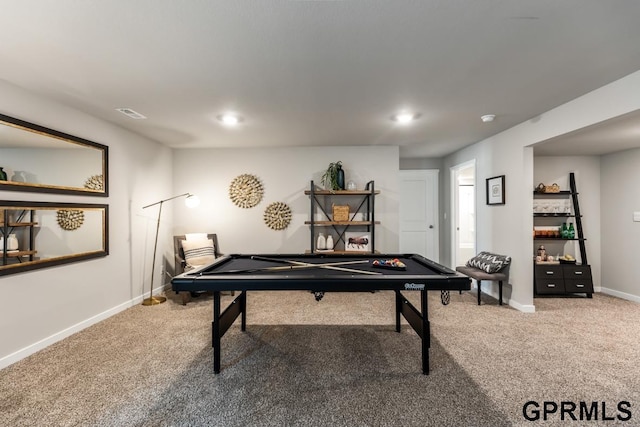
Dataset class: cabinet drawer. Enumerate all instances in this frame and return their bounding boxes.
[535,279,566,294]
[563,265,592,280]
[564,279,594,293]
[535,265,563,279]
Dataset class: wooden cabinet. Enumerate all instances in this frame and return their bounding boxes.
[304,180,379,254]
[533,173,593,298]
[1,208,38,266]
[534,264,593,295]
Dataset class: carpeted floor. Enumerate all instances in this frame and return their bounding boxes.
[1,290,639,426]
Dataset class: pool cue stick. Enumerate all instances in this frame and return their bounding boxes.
[250,256,380,275]
[205,260,372,275]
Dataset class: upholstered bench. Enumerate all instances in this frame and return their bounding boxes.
[455,252,511,305]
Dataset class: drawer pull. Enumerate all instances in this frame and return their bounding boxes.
[547,284,556,288]
[574,271,583,275]
[546,271,554,275]
[576,284,585,288]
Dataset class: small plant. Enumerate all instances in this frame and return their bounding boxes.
[321,161,342,190]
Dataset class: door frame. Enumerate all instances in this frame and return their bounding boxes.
[450,160,476,267]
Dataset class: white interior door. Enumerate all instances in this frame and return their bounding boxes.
[399,170,439,261]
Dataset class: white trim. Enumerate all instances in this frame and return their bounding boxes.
[470,283,536,313]
[509,299,536,313]
[599,287,640,304]
[0,296,143,370]
[450,159,476,268]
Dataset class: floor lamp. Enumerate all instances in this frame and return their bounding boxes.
[142,192,200,306]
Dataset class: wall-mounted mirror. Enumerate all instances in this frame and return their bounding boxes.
[0,113,108,196]
[0,201,108,276]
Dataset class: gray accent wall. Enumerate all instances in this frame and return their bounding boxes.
[172,146,400,255]
[601,148,640,302]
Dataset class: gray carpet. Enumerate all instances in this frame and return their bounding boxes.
[1,290,639,426]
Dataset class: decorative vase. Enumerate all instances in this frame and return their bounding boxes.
[568,223,575,239]
[316,233,326,250]
[326,234,334,250]
[7,234,18,251]
[0,167,7,181]
[336,164,345,190]
[11,171,26,182]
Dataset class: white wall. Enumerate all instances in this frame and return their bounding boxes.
[533,157,601,289]
[601,148,640,302]
[0,81,172,368]
[443,70,640,313]
[172,146,399,256]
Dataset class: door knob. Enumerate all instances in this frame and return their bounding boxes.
[429,225,434,229]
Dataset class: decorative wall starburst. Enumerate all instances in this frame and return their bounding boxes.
[57,209,85,231]
[84,174,104,191]
[229,174,264,208]
[263,202,292,230]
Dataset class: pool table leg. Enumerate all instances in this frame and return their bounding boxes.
[240,290,247,331]
[395,290,430,375]
[212,291,221,374]
[421,290,430,375]
[395,290,402,333]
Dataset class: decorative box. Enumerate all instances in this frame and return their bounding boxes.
[332,204,350,221]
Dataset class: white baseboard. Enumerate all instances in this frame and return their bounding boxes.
[474,283,536,313]
[0,295,147,370]
[509,299,536,313]
[599,287,640,304]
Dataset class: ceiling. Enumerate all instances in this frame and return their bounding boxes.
[1,1,640,158]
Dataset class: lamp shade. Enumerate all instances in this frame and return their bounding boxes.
[185,194,200,208]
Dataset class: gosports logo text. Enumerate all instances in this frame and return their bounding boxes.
[404,283,425,290]
[523,401,632,422]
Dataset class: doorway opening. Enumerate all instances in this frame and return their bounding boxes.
[451,160,476,267]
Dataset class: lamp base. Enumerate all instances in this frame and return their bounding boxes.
[142,295,167,306]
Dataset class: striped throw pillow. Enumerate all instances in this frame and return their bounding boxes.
[181,238,216,268]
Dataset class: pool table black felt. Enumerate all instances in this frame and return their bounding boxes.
[172,253,470,293]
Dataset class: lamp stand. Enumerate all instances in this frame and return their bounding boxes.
[141,192,193,306]
[142,199,167,306]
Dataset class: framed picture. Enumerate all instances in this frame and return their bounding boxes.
[486,175,505,205]
[344,232,371,252]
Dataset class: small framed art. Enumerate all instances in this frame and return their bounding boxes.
[344,232,371,252]
[486,175,505,205]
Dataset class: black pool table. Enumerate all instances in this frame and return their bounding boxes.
[171,253,471,375]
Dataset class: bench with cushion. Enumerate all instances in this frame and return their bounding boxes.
[455,251,511,305]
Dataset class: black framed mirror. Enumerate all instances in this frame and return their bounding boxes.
[0,113,108,196]
[0,201,109,276]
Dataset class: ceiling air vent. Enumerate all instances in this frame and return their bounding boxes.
[116,108,147,120]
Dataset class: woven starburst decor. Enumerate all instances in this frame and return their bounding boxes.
[56,209,85,231]
[263,202,292,230]
[84,174,104,191]
[229,174,264,208]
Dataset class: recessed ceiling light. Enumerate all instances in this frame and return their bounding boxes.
[115,108,147,120]
[391,111,420,125]
[217,113,244,126]
[481,114,496,123]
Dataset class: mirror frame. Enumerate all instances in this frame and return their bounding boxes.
[0,200,109,276]
[0,113,109,196]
